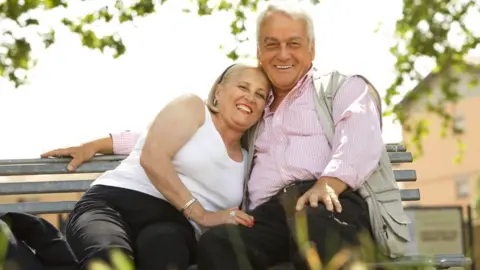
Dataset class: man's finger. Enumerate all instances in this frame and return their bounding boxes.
[67,157,84,172]
[40,149,63,158]
[309,193,319,208]
[322,195,334,211]
[332,196,342,213]
[43,148,73,158]
[40,151,53,158]
[296,194,308,211]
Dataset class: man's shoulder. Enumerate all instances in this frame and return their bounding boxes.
[313,69,378,90]
[313,69,366,81]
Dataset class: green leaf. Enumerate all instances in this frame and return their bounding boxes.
[25,18,39,25]
[119,12,133,23]
[44,0,67,9]
[218,0,233,11]
[42,29,56,48]
[227,49,239,60]
[197,0,213,16]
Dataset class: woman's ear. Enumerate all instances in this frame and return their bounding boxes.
[214,84,223,101]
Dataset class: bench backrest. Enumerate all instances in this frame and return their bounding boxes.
[0,144,419,214]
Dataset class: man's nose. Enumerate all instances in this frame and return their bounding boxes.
[278,45,291,61]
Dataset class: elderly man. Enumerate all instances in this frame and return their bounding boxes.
[42,2,385,270]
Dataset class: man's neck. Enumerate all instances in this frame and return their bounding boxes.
[270,90,290,111]
[269,66,313,111]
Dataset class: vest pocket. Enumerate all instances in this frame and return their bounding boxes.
[380,200,411,236]
[362,185,412,258]
[377,193,411,257]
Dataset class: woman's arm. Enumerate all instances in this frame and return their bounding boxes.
[141,94,254,228]
[140,94,204,213]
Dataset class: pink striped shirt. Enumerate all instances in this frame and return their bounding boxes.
[110,131,140,155]
[247,68,383,209]
[110,69,384,210]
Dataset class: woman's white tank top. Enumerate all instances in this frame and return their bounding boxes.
[92,104,246,236]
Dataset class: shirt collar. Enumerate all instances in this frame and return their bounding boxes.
[264,65,316,110]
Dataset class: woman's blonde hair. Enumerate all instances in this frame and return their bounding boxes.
[206,62,269,113]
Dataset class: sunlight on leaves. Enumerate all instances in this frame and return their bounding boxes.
[387,0,479,159]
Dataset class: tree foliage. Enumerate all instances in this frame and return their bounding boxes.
[1,0,479,157]
[0,0,318,88]
[386,0,480,158]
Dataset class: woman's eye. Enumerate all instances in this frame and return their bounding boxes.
[239,85,248,91]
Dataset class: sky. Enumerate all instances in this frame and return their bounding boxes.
[0,0,472,159]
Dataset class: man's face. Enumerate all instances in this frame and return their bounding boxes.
[257,12,315,93]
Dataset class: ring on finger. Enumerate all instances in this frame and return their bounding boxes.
[229,210,236,217]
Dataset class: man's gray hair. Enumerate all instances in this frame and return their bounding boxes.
[256,1,315,45]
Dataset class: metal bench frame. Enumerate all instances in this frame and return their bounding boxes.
[0,145,472,269]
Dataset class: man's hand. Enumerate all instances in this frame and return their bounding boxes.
[40,144,96,171]
[295,178,343,213]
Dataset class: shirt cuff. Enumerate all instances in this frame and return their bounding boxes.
[110,131,135,155]
[321,159,360,189]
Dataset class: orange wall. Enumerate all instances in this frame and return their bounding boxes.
[399,95,480,210]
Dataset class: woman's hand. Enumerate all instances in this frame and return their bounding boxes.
[194,207,254,228]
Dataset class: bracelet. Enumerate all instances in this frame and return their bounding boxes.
[185,205,195,220]
[180,198,197,213]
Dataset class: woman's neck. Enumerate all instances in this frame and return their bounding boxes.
[211,113,242,150]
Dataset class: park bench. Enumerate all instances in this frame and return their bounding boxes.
[0,144,472,269]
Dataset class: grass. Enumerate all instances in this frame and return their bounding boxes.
[0,214,461,270]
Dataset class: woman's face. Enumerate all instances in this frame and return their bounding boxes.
[216,68,271,131]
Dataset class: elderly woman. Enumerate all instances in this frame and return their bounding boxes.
[62,63,271,270]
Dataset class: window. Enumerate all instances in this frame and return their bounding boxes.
[455,177,470,199]
[452,115,465,135]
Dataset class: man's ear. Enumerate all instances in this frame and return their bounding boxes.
[310,40,316,60]
[257,47,262,65]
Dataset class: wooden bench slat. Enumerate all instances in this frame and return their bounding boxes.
[369,254,472,268]
[0,201,77,214]
[0,155,127,165]
[0,144,407,167]
[388,152,413,163]
[260,254,473,270]
[0,161,121,176]
[393,169,416,182]
[0,170,417,195]
[0,180,93,195]
[399,189,420,201]
[0,152,414,176]
[385,144,406,152]
[0,144,406,167]
[0,189,420,214]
